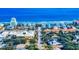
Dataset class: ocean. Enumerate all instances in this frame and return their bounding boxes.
[0,8,79,22]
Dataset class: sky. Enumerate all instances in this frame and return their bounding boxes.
[0,8,79,22]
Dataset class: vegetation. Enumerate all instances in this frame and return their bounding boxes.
[1,21,79,50]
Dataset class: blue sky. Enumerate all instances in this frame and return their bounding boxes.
[0,8,79,22]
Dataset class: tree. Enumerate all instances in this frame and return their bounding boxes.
[5,42,14,50]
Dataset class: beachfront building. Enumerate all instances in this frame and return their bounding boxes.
[10,17,17,28]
